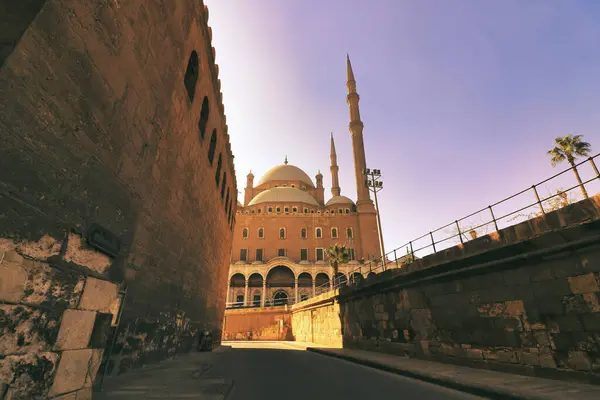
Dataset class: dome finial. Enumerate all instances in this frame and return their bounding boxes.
[284,155,288,165]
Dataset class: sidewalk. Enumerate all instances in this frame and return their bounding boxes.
[94,346,234,400]
[306,347,600,400]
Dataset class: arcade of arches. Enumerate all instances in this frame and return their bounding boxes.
[226,263,373,307]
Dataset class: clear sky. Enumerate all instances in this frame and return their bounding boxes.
[206,0,600,257]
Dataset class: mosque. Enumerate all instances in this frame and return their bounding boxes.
[226,56,384,307]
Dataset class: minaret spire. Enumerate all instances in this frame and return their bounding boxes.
[330,133,341,197]
[284,155,288,165]
[346,55,372,206]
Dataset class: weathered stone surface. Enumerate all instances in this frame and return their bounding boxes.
[64,233,112,274]
[20,260,86,309]
[0,352,58,399]
[0,305,60,355]
[0,259,28,303]
[568,273,600,294]
[48,349,93,397]
[78,277,118,312]
[54,310,96,350]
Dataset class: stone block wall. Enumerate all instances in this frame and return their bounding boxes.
[291,291,343,347]
[0,235,118,399]
[291,195,600,383]
[0,0,237,395]
[223,307,293,341]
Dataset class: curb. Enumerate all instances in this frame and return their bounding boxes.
[306,348,544,400]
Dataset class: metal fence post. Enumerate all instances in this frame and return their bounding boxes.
[394,249,398,267]
[489,205,499,232]
[409,241,414,262]
[590,157,600,180]
[430,232,436,253]
[532,185,545,215]
[455,220,463,244]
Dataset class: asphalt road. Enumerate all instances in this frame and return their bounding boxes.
[205,342,485,400]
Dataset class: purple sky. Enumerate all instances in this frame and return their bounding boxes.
[206,0,600,257]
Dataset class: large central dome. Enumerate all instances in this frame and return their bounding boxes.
[258,164,314,187]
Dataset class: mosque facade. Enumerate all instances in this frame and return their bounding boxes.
[226,57,383,307]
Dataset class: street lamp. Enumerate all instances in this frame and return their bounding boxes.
[363,168,386,271]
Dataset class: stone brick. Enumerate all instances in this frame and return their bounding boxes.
[553,315,583,332]
[48,349,93,397]
[54,310,96,350]
[521,352,540,366]
[530,265,554,282]
[539,354,557,369]
[568,273,600,294]
[567,350,592,371]
[64,233,112,274]
[84,349,104,387]
[465,348,483,359]
[532,279,572,299]
[0,260,27,303]
[581,313,600,331]
[0,305,60,355]
[0,352,59,398]
[78,277,119,312]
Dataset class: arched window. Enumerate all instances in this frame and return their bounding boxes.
[347,228,353,239]
[292,207,297,213]
[284,207,289,213]
[198,97,210,140]
[242,228,248,239]
[268,207,273,213]
[301,228,307,239]
[184,51,199,103]
[276,207,281,213]
[345,208,350,214]
[258,228,264,238]
[316,228,322,238]
[225,188,230,215]
[208,129,217,165]
[303,208,308,213]
[279,228,286,239]
[257,209,262,214]
[221,172,227,198]
[331,228,338,238]
[215,154,222,186]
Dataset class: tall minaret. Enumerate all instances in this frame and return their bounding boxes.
[330,133,341,197]
[346,55,373,207]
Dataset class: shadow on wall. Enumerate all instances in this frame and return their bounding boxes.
[222,307,295,341]
[333,194,600,384]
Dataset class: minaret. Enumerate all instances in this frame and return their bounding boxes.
[346,55,373,207]
[244,171,254,206]
[330,133,341,197]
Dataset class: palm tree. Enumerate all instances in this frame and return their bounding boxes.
[326,243,350,288]
[548,134,592,199]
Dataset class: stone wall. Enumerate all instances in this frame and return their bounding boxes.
[291,291,343,347]
[1,235,119,399]
[1,0,237,397]
[291,195,600,383]
[223,307,293,341]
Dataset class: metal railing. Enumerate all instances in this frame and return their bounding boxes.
[304,154,600,300]
[225,155,600,308]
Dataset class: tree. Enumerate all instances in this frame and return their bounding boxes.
[326,243,350,287]
[548,134,592,199]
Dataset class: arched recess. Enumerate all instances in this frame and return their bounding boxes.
[315,272,330,288]
[184,51,199,103]
[198,97,210,140]
[266,265,294,288]
[208,129,217,165]
[367,272,377,279]
[230,273,245,287]
[248,273,263,307]
[215,154,222,186]
[297,272,312,287]
[350,272,363,284]
[273,290,289,306]
[334,272,347,286]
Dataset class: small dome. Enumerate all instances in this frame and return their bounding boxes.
[248,187,319,206]
[258,164,314,187]
[326,195,355,206]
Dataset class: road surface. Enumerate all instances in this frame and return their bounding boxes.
[96,341,485,399]
[205,341,484,400]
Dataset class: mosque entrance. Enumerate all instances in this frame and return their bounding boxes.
[273,291,289,306]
